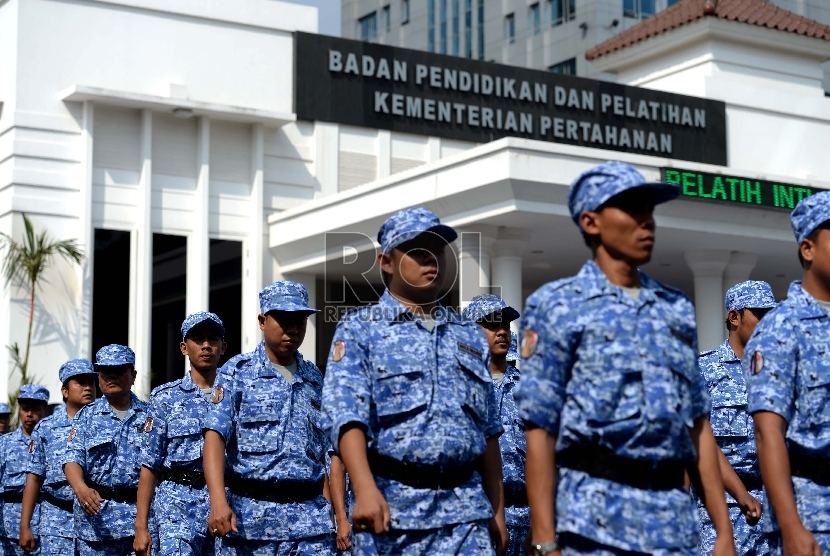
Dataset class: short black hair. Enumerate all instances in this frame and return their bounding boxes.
[724,307,774,330]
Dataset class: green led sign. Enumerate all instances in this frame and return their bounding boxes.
[661,168,822,210]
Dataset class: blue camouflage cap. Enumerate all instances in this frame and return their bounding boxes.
[377,207,458,254]
[18,384,49,404]
[260,280,320,314]
[567,161,680,227]
[59,359,96,383]
[791,191,830,244]
[181,311,225,340]
[725,280,776,312]
[0,403,10,414]
[95,344,136,368]
[507,331,519,362]
[462,294,521,323]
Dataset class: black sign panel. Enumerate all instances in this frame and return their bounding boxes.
[294,32,727,166]
[662,168,820,210]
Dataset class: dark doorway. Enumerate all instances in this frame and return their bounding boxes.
[209,239,242,367]
[151,234,187,389]
[91,229,130,354]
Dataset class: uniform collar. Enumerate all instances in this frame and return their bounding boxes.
[502,364,520,384]
[575,259,659,306]
[10,426,29,441]
[252,342,314,383]
[94,392,142,418]
[178,371,198,392]
[716,339,739,364]
[377,290,462,324]
[789,280,828,320]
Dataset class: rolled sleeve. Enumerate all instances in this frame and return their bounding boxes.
[515,293,573,435]
[322,319,373,451]
[24,423,46,477]
[745,316,798,421]
[203,379,237,445]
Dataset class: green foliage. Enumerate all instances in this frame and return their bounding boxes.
[0,213,85,420]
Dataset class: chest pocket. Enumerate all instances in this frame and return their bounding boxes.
[709,373,749,437]
[237,399,282,453]
[574,334,643,423]
[373,354,428,420]
[86,436,115,475]
[799,356,830,429]
[166,417,203,463]
[456,352,491,423]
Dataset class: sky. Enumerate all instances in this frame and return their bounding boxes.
[285,0,342,37]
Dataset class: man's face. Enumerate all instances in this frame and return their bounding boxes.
[259,311,307,359]
[97,365,137,397]
[730,308,772,348]
[18,400,46,435]
[0,414,10,433]
[181,326,226,372]
[62,375,97,407]
[801,228,830,285]
[478,313,511,358]
[379,233,448,302]
[581,189,657,266]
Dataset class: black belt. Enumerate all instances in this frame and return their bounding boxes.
[0,491,24,504]
[790,452,830,486]
[368,452,478,490]
[504,484,528,507]
[558,445,685,491]
[163,468,206,489]
[87,481,138,503]
[43,492,73,513]
[225,476,319,503]
[736,472,763,493]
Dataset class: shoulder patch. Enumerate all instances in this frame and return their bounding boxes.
[68,428,76,441]
[457,342,483,359]
[212,386,224,404]
[28,440,35,453]
[521,330,538,358]
[750,350,764,375]
[142,417,154,433]
[333,340,346,362]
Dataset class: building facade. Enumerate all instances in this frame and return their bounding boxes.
[1,0,830,402]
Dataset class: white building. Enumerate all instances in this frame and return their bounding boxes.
[1,0,829,402]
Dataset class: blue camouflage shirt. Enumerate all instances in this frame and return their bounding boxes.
[699,340,758,483]
[515,260,710,552]
[745,281,830,533]
[204,344,332,541]
[25,405,73,538]
[0,427,40,539]
[322,290,503,530]
[63,393,152,541]
[495,365,528,528]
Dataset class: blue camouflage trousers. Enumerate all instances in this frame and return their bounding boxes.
[353,520,495,556]
[767,532,830,556]
[154,480,214,556]
[40,535,73,556]
[506,526,529,556]
[559,533,697,556]
[697,492,769,556]
[77,537,136,556]
[0,537,39,556]
[219,534,336,555]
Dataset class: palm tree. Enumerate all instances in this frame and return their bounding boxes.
[0,213,85,399]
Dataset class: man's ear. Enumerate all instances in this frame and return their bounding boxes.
[378,251,395,275]
[800,237,816,266]
[579,210,601,237]
[727,309,740,329]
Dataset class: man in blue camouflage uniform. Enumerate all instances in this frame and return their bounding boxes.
[463,294,528,556]
[0,384,49,555]
[203,281,336,555]
[697,281,776,556]
[516,161,735,556]
[745,191,830,556]
[322,207,508,556]
[63,344,156,556]
[0,402,12,434]
[20,360,97,555]
[135,312,227,556]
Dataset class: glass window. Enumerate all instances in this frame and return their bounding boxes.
[529,3,541,35]
[568,0,576,21]
[92,230,130,354]
[402,0,410,24]
[550,0,575,27]
[452,0,460,56]
[150,234,187,388]
[465,0,472,57]
[505,13,515,44]
[359,11,378,41]
[208,240,242,368]
[428,0,435,52]
[624,0,655,19]
[383,5,391,32]
[549,58,577,75]
[440,0,448,54]
[477,0,484,60]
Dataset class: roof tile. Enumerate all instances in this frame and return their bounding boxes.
[586,0,830,61]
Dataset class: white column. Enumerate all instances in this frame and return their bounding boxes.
[456,225,497,310]
[378,129,391,179]
[427,136,441,162]
[187,117,210,316]
[723,252,758,294]
[287,273,318,365]
[242,124,265,352]
[78,101,94,359]
[129,110,153,400]
[314,122,339,198]
[491,227,529,334]
[684,250,731,352]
